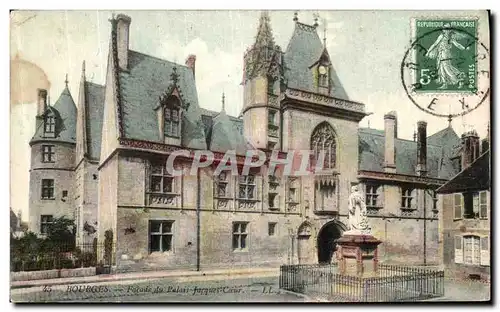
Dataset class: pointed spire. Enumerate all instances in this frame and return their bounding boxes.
[447,114,453,127]
[255,11,274,48]
[323,19,327,47]
[293,11,298,22]
[81,60,86,80]
[313,13,319,28]
[65,73,69,88]
[221,92,226,112]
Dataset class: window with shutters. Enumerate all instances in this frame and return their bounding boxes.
[463,235,481,265]
[453,193,463,219]
[232,222,248,251]
[479,191,488,219]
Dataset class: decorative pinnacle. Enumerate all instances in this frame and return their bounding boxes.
[293,12,298,22]
[313,13,319,27]
[448,114,453,126]
[170,66,179,84]
[65,73,68,87]
[221,92,226,112]
[323,18,327,46]
[82,60,86,78]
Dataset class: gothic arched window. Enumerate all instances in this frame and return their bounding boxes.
[311,122,337,169]
[163,96,180,138]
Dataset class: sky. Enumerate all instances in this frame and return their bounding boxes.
[10,10,490,220]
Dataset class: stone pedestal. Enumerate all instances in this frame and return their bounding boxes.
[336,234,382,277]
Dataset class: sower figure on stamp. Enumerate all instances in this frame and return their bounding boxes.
[345,185,371,235]
[425,24,469,89]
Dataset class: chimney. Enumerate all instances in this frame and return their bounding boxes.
[461,130,480,169]
[416,121,427,176]
[185,54,196,79]
[115,14,131,71]
[384,111,397,173]
[37,89,48,116]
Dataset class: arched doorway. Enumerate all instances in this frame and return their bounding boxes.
[317,221,345,264]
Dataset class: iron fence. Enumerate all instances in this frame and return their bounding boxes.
[10,241,115,273]
[279,263,444,302]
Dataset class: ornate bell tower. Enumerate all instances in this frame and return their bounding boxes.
[242,11,283,150]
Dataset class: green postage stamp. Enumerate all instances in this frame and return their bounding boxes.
[414,19,478,93]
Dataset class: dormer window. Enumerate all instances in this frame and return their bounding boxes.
[318,65,329,88]
[163,96,181,138]
[44,115,56,136]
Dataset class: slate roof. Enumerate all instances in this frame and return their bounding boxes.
[358,127,461,179]
[199,107,247,154]
[85,82,105,160]
[118,50,207,150]
[284,22,349,100]
[30,86,77,145]
[437,150,490,194]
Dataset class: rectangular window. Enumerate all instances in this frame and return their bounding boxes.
[454,193,463,219]
[267,76,274,94]
[232,222,248,250]
[40,215,54,235]
[268,222,277,236]
[41,179,54,199]
[164,108,180,138]
[150,161,174,194]
[401,188,414,209]
[62,190,68,197]
[268,175,279,209]
[44,116,55,134]
[239,175,256,200]
[41,145,55,163]
[215,171,229,198]
[268,110,276,126]
[463,235,480,265]
[479,191,488,219]
[366,184,379,207]
[149,220,174,253]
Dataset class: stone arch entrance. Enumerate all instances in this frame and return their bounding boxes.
[317,220,346,264]
[297,221,314,264]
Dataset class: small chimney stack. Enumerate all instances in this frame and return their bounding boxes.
[416,121,427,176]
[461,130,480,169]
[185,54,196,79]
[115,14,131,71]
[37,89,48,116]
[384,111,397,173]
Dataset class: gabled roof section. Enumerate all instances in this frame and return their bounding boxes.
[209,110,248,155]
[358,127,460,179]
[30,85,77,145]
[284,21,348,99]
[437,150,490,194]
[85,82,105,160]
[118,50,207,150]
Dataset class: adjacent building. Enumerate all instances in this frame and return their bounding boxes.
[437,131,490,280]
[29,12,468,272]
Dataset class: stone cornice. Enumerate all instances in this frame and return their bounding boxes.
[358,170,448,186]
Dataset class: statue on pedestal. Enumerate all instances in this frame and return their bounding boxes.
[345,185,372,235]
